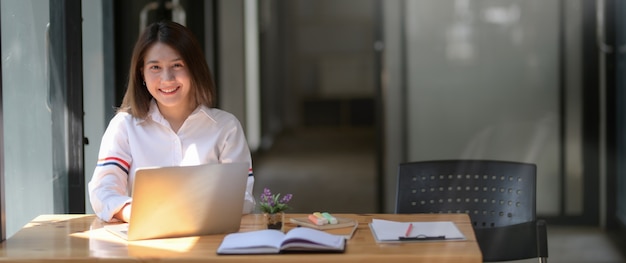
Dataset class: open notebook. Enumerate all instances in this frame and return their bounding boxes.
[369,219,465,243]
[105,162,249,241]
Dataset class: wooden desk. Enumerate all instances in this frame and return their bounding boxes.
[0,213,482,262]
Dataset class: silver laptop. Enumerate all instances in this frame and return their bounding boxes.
[104,162,249,241]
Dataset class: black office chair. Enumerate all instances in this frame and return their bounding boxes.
[396,160,548,263]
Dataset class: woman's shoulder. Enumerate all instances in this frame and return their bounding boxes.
[107,111,144,127]
[109,111,133,122]
[200,106,241,124]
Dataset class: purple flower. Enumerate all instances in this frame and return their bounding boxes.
[259,187,293,214]
[281,194,292,203]
[260,188,272,202]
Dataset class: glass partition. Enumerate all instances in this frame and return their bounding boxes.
[82,0,105,215]
[1,0,87,238]
[402,0,582,216]
[1,0,53,238]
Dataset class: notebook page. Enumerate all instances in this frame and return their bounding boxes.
[370,219,465,241]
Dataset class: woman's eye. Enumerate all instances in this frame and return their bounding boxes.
[173,63,184,68]
[149,65,160,70]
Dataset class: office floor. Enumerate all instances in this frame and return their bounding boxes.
[251,127,626,263]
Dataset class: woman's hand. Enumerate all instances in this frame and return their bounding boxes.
[114,203,132,222]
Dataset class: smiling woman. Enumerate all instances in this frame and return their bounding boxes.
[142,42,193,132]
[87,20,256,223]
[119,21,215,120]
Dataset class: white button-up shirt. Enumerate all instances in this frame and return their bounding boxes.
[88,100,255,222]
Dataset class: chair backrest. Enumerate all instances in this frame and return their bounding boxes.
[396,159,537,229]
[396,160,548,262]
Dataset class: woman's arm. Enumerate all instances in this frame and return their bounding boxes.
[218,113,256,214]
[88,114,134,222]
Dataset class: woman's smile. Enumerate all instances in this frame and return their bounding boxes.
[159,86,180,94]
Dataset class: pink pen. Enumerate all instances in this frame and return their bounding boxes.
[405,223,413,237]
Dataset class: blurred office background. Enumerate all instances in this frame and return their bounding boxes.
[1,0,626,262]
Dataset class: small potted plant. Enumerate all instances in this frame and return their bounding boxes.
[259,187,293,230]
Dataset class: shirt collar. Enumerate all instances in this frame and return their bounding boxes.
[138,99,216,125]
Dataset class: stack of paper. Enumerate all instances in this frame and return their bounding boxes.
[369,219,465,242]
